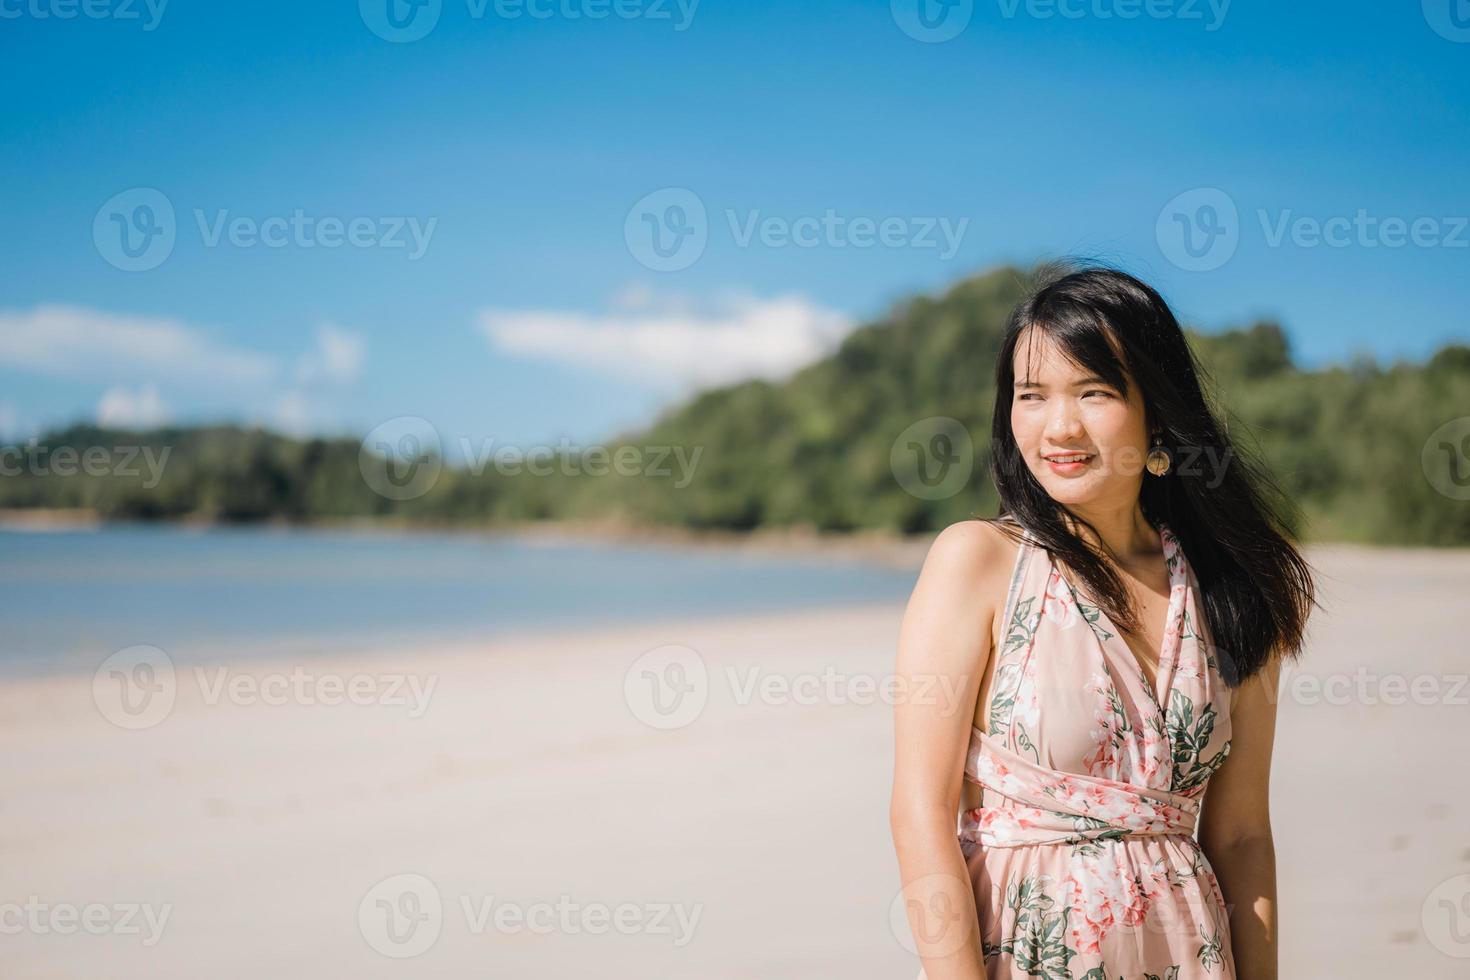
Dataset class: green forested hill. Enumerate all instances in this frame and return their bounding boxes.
[4,266,1468,544]
[585,266,1470,544]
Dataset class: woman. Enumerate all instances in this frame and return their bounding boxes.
[890,266,1316,980]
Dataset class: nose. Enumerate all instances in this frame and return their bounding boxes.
[1044,400,1085,442]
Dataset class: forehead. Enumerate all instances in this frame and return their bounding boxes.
[1012,329,1086,380]
[1011,327,1129,388]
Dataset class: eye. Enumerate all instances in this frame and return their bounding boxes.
[1016,392,1042,401]
[1081,389,1113,399]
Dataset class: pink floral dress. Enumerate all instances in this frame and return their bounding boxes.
[948,519,1236,979]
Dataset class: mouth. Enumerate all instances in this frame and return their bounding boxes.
[1042,452,1095,475]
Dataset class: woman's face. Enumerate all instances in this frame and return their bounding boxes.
[1009,328,1150,509]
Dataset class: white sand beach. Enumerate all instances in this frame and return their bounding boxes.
[3,542,1469,978]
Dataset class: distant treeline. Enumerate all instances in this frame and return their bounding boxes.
[4,266,1469,544]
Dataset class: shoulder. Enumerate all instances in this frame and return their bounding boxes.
[918,518,1022,595]
[899,519,1022,668]
[925,518,1020,567]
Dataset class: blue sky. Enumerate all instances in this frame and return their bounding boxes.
[2,0,1467,449]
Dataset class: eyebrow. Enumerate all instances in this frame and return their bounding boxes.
[1015,375,1113,388]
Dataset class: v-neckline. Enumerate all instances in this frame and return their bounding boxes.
[1053,521,1186,712]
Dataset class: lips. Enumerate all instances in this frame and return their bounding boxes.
[1043,452,1094,475]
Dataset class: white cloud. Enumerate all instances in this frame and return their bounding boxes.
[295,323,366,385]
[269,324,368,434]
[0,305,277,386]
[0,308,372,437]
[271,390,313,436]
[97,384,170,429]
[477,291,854,390]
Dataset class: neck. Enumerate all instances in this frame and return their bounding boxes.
[1061,502,1158,561]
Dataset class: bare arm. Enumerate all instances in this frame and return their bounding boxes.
[890,521,1006,980]
[1198,653,1283,980]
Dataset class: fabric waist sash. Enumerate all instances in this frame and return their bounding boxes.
[960,728,1201,848]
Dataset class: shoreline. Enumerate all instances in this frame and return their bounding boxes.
[0,596,908,686]
[0,507,936,569]
[3,509,1464,571]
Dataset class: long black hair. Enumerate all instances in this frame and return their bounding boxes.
[985,263,1316,686]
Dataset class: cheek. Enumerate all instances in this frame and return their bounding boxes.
[1010,412,1043,452]
[1085,403,1142,446]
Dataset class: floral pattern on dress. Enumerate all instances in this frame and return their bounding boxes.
[950,520,1237,980]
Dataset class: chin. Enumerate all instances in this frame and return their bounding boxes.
[1034,477,1099,506]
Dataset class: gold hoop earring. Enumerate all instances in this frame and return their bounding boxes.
[1145,433,1174,476]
